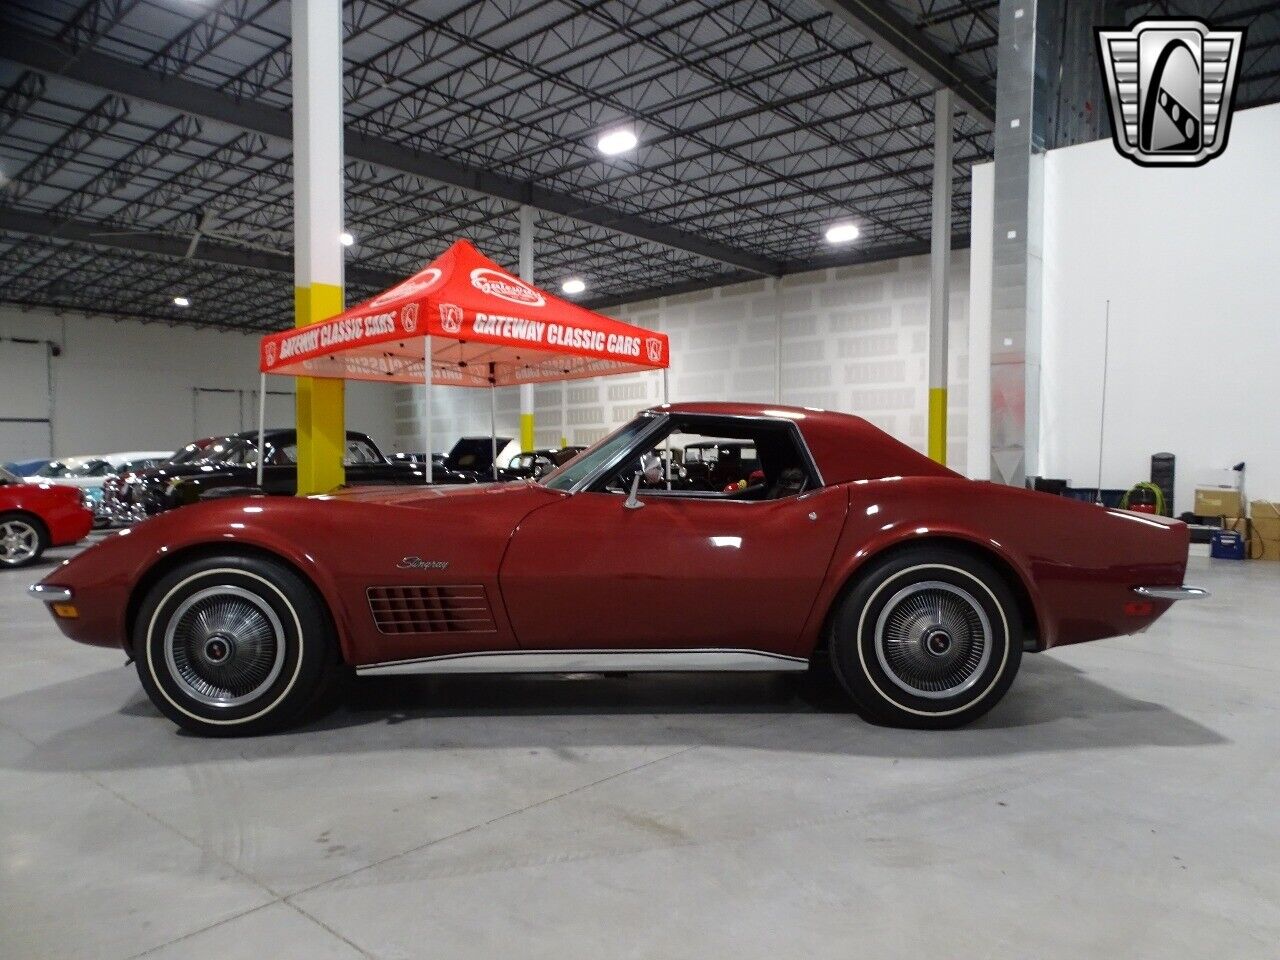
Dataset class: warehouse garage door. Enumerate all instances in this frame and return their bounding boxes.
[0,339,53,461]
[193,387,294,439]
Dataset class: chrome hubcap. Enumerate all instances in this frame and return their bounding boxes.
[874,580,991,699]
[163,585,285,707]
[0,520,38,564]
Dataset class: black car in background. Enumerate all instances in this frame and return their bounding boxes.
[392,437,516,483]
[105,430,518,523]
[497,446,586,481]
[105,429,424,522]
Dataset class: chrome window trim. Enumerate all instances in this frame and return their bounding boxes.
[564,412,670,494]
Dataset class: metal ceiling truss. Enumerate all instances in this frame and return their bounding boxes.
[0,0,1027,329]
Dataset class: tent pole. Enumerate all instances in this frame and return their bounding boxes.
[256,372,266,487]
[424,334,432,484]
[489,362,498,481]
[662,369,672,489]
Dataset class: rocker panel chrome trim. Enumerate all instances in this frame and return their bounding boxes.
[356,648,809,676]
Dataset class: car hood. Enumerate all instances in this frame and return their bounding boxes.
[318,479,554,510]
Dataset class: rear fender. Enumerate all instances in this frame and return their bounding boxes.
[798,500,1045,656]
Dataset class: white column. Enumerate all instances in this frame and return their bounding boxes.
[518,205,536,450]
[928,87,953,465]
[773,278,782,403]
[966,161,994,479]
[291,0,346,494]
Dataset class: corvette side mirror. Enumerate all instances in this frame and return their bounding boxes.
[623,471,645,510]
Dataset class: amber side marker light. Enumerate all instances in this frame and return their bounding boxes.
[52,603,79,619]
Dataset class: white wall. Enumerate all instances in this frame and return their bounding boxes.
[0,307,396,458]
[396,252,973,471]
[1038,102,1280,512]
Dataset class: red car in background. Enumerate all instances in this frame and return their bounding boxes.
[31,403,1204,736]
[1,463,93,567]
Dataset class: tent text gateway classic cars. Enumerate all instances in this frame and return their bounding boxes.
[30,404,1204,735]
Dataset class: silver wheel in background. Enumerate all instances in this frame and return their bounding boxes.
[163,585,286,708]
[873,580,992,700]
[0,519,40,566]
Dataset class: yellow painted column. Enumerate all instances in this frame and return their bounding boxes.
[928,387,948,463]
[295,284,345,493]
[291,0,345,495]
[927,88,953,465]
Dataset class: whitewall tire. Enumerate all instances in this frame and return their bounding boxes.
[133,555,343,736]
[828,546,1023,729]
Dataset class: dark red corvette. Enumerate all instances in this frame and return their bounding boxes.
[31,403,1203,735]
[1,464,93,568]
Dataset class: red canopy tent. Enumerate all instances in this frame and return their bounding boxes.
[257,240,670,482]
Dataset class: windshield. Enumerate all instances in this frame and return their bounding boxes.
[35,460,75,478]
[64,459,110,477]
[170,440,229,465]
[541,416,657,491]
[0,464,18,485]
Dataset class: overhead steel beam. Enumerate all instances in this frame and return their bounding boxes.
[0,26,783,277]
[0,208,402,289]
[812,0,996,128]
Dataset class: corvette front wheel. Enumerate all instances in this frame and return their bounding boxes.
[829,546,1022,729]
[134,555,344,736]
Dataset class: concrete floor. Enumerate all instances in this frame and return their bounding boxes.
[1,536,1277,959]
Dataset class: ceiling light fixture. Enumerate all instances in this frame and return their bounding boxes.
[596,128,637,156]
[561,278,586,295]
[339,232,355,246]
[173,296,190,307]
[824,222,860,244]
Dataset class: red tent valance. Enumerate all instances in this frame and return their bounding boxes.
[259,240,669,387]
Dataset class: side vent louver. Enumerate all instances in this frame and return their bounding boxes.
[367,585,496,634]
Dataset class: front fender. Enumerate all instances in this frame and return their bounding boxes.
[37,499,356,658]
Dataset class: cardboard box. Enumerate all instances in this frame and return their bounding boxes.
[1252,518,1280,541]
[1223,517,1251,535]
[1248,537,1280,562]
[1250,501,1280,540]
[1250,500,1280,521]
[1195,488,1242,517]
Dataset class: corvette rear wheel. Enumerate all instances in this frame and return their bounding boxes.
[828,546,1022,729]
[134,555,344,736]
[0,513,47,568]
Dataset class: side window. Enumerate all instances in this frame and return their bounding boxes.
[595,416,812,501]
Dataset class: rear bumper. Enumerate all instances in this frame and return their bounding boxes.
[29,583,73,603]
[1133,585,1209,601]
